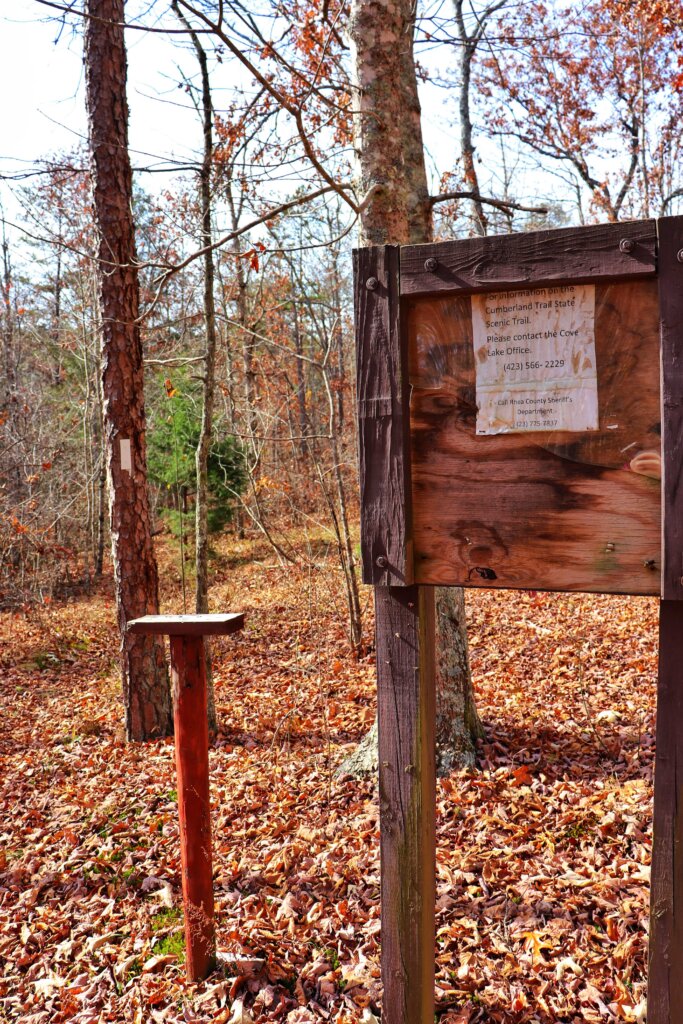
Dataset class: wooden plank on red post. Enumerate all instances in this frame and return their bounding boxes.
[169,633,216,981]
[376,585,436,1024]
[127,613,244,636]
[649,215,683,1024]
[127,613,244,982]
[353,245,413,586]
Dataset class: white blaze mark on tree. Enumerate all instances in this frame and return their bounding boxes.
[120,438,132,473]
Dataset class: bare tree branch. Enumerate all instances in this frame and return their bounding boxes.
[430,190,547,214]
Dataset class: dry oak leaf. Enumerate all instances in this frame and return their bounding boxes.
[512,765,533,787]
[142,954,177,973]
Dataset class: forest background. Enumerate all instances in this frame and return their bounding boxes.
[3,0,682,631]
[1,0,682,1022]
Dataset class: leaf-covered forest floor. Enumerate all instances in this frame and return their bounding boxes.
[0,535,657,1023]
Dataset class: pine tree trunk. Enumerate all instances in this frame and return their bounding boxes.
[84,0,172,741]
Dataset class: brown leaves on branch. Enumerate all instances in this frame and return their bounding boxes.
[476,0,683,220]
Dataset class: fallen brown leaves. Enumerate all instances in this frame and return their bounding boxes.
[0,539,657,1023]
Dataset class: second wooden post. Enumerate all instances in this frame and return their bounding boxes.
[376,585,436,1024]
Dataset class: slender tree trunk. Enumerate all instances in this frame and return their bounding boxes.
[1,221,16,418]
[292,302,310,460]
[458,46,487,236]
[0,222,23,508]
[84,0,172,741]
[349,0,432,243]
[215,261,237,434]
[172,0,218,733]
[226,185,259,463]
[51,217,64,385]
[322,366,363,652]
[453,2,488,236]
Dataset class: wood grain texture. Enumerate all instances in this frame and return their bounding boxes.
[401,220,657,297]
[169,635,216,981]
[658,216,683,600]
[354,246,413,586]
[376,585,436,1024]
[408,280,661,593]
[127,613,244,636]
[648,601,683,1024]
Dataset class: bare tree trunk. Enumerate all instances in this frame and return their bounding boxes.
[292,302,310,460]
[84,0,172,741]
[1,220,23,505]
[1,221,16,417]
[435,589,483,772]
[349,0,432,243]
[453,1,489,236]
[321,365,363,652]
[226,185,259,464]
[51,213,64,385]
[172,0,218,733]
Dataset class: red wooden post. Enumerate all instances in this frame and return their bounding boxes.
[127,614,244,982]
[169,633,215,980]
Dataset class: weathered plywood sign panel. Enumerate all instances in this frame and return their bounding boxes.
[408,279,661,594]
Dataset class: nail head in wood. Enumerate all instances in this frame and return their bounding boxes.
[619,238,635,254]
[677,249,683,264]
[376,555,388,568]
[424,257,438,272]
[366,276,379,291]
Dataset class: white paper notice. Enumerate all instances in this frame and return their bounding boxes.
[473,284,598,435]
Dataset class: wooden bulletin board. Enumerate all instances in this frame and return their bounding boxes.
[353,216,683,1024]
[356,217,683,601]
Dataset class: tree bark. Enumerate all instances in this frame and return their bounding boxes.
[435,589,484,773]
[347,0,480,775]
[344,0,479,774]
[84,0,172,741]
[349,0,432,244]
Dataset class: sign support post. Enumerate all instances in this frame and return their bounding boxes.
[354,246,437,1024]
[647,216,683,1024]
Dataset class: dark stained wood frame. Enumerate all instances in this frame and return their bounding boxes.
[648,216,683,1024]
[354,246,413,587]
[354,246,437,1024]
[400,218,657,297]
[353,216,683,1024]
